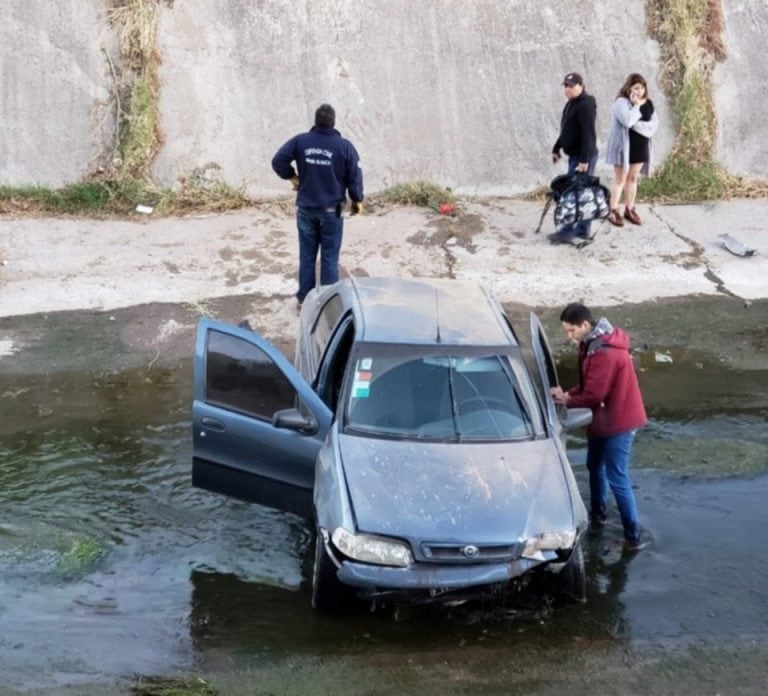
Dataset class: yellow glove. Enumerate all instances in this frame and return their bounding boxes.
[350,200,363,216]
[290,175,300,191]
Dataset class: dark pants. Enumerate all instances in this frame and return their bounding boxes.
[557,154,598,240]
[296,206,344,302]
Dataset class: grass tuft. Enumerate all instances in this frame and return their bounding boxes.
[56,535,103,576]
[131,675,217,696]
[371,180,455,211]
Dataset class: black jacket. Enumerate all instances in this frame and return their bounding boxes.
[272,126,364,208]
[553,92,598,163]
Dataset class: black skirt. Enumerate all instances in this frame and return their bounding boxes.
[628,130,649,164]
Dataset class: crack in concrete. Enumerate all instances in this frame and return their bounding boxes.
[650,206,740,299]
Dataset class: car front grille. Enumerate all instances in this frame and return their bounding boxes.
[419,542,523,563]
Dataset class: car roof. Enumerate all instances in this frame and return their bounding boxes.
[344,276,517,346]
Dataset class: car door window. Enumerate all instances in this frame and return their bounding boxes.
[315,316,354,412]
[205,329,296,419]
[311,294,344,363]
[527,313,566,428]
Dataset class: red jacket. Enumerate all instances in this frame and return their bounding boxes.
[567,325,647,438]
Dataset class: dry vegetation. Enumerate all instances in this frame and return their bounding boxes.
[642,0,768,201]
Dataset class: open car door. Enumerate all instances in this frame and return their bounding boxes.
[193,318,333,519]
[529,312,566,434]
[529,312,591,436]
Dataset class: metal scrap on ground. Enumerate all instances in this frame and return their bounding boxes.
[719,233,757,257]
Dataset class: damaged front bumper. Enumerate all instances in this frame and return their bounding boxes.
[336,555,552,601]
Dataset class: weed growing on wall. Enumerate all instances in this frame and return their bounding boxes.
[109,0,161,181]
[642,0,726,200]
[643,0,768,200]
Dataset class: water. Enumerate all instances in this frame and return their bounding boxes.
[1,307,767,691]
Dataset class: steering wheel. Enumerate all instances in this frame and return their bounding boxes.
[457,396,510,414]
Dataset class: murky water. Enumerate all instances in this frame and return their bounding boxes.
[1,304,767,691]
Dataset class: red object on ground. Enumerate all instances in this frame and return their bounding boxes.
[439,202,455,215]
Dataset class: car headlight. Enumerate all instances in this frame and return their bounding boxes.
[331,528,413,567]
[522,530,576,558]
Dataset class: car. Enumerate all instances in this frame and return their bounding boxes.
[192,276,591,611]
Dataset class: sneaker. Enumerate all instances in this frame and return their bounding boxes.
[574,236,594,250]
[623,537,648,552]
[608,209,624,227]
[624,207,642,225]
[589,512,607,528]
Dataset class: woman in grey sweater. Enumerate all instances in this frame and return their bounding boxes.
[605,73,659,226]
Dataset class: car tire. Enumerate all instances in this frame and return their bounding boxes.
[311,531,353,612]
[552,540,587,604]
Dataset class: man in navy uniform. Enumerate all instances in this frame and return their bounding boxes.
[272,104,364,308]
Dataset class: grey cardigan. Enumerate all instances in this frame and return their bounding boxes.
[604,97,659,175]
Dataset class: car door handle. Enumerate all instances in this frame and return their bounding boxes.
[201,417,226,432]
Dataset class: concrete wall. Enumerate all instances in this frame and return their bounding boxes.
[153,0,672,195]
[0,1,114,187]
[0,1,764,194]
[715,0,768,178]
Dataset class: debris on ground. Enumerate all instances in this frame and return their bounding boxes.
[719,233,756,257]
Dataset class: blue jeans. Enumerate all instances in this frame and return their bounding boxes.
[586,429,641,542]
[557,153,598,240]
[296,206,344,302]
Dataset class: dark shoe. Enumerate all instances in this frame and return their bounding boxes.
[589,512,607,528]
[547,232,572,245]
[608,209,624,227]
[548,232,589,248]
[624,207,642,225]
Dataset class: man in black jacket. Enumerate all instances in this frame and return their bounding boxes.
[550,72,598,247]
[272,104,364,307]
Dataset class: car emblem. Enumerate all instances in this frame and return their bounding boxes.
[461,544,480,559]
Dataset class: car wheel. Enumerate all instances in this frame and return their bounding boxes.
[311,531,353,612]
[552,541,586,604]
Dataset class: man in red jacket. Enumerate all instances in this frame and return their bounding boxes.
[551,302,648,551]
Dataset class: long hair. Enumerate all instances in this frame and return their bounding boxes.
[617,73,649,100]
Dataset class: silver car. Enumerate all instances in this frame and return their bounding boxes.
[192,276,591,611]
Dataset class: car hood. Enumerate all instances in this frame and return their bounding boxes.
[338,434,579,543]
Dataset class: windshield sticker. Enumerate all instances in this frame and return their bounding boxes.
[352,359,372,398]
[352,380,370,398]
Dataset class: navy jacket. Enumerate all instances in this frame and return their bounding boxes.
[272,126,364,208]
[553,92,598,164]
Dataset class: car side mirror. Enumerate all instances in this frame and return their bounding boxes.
[272,408,318,435]
[562,407,592,430]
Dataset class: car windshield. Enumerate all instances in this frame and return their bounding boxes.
[344,345,543,441]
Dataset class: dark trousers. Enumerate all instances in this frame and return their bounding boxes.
[296,206,344,302]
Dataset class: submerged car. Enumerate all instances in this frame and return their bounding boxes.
[192,277,591,610]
